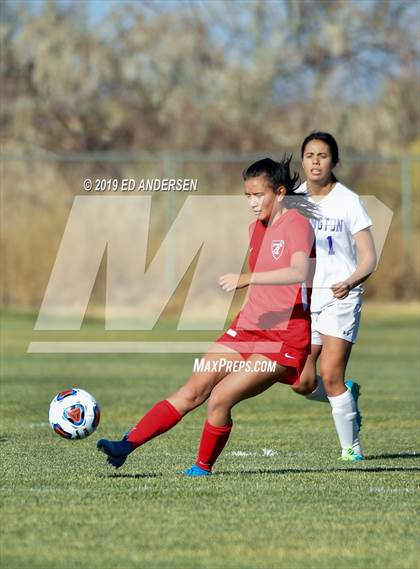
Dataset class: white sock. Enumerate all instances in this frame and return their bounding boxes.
[328,390,362,455]
[306,375,329,403]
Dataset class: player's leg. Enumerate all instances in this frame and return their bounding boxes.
[319,334,352,395]
[97,347,243,468]
[184,357,290,476]
[302,302,363,427]
[295,354,362,420]
[290,310,330,402]
[166,348,244,414]
[319,335,363,460]
[290,344,322,396]
[207,357,287,425]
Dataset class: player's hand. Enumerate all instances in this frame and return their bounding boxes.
[218,273,250,292]
[331,280,351,299]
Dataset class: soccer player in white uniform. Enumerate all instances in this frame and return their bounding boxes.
[292,132,377,461]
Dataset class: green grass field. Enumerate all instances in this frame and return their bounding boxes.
[1,306,419,569]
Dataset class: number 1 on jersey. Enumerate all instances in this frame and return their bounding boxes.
[326,235,335,255]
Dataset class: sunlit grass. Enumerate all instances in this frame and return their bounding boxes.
[0,308,419,569]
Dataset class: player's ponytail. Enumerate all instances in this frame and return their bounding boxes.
[242,156,319,219]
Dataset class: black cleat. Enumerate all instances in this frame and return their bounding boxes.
[97,437,135,469]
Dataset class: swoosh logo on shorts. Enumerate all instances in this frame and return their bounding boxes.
[284,353,296,359]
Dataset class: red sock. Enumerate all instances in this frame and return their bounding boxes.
[127,400,182,448]
[195,420,233,471]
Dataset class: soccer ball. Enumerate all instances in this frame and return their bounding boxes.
[49,388,100,440]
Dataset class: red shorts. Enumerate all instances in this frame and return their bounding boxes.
[216,316,308,385]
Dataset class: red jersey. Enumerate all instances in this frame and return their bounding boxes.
[236,209,315,352]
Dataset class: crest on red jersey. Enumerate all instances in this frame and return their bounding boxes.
[271,240,284,260]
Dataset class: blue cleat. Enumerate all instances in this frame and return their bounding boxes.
[183,465,211,477]
[97,436,135,469]
[345,379,362,432]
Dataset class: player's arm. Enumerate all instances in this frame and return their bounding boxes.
[218,251,309,292]
[331,228,377,300]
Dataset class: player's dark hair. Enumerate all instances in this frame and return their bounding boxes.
[301,131,339,182]
[242,156,318,219]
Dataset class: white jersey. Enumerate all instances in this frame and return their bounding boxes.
[298,181,372,311]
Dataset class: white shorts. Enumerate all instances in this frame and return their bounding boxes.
[311,301,362,345]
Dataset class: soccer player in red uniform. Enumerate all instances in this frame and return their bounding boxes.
[97,156,316,475]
